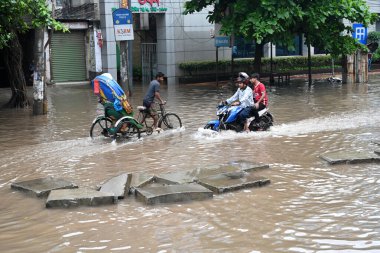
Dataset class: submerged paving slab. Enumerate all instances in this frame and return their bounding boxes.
[46,188,117,208]
[11,177,78,198]
[130,173,155,189]
[320,151,380,165]
[228,160,270,172]
[135,184,213,205]
[99,173,132,199]
[158,164,242,184]
[197,172,270,194]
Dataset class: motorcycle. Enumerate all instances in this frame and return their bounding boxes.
[204,103,274,132]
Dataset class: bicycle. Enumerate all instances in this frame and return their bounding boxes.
[136,102,182,135]
[90,114,142,140]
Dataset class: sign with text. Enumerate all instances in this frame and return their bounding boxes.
[131,0,168,13]
[112,8,134,41]
[352,23,367,45]
[215,36,230,47]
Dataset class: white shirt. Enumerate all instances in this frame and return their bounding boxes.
[226,86,254,108]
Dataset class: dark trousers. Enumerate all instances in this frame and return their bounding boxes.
[251,103,266,122]
[238,107,253,125]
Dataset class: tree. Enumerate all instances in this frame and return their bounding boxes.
[0,0,66,108]
[183,0,377,74]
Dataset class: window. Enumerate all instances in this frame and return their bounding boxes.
[232,37,255,58]
[276,34,302,56]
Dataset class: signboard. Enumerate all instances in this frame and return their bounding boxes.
[131,0,168,13]
[120,0,128,8]
[215,36,230,47]
[352,23,367,45]
[112,8,134,41]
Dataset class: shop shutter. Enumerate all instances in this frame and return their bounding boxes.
[51,31,86,82]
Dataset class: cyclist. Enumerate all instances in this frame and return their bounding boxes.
[142,72,166,131]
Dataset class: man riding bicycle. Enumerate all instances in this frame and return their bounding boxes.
[143,72,166,132]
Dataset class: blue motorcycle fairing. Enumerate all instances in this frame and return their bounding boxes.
[225,106,244,123]
[206,120,220,131]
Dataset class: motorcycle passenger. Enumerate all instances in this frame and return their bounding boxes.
[223,72,254,132]
[249,73,268,127]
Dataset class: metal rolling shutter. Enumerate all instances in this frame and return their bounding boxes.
[51,31,86,82]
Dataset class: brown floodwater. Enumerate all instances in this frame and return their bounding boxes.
[0,75,380,253]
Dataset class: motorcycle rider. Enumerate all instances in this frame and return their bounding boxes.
[223,72,254,132]
[249,73,268,127]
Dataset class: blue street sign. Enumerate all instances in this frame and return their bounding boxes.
[352,23,367,45]
[113,8,133,25]
[215,36,230,47]
[113,8,134,41]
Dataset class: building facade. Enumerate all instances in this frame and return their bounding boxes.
[44,0,380,85]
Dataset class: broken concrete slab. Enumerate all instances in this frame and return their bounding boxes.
[320,151,380,165]
[11,177,78,198]
[135,184,213,205]
[228,160,270,172]
[197,172,270,194]
[129,173,155,189]
[129,174,179,194]
[99,173,132,199]
[46,188,117,208]
[158,164,243,184]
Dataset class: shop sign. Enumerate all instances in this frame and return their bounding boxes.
[113,8,134,41]
[130,0,168,13]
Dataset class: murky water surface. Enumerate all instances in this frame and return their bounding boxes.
[1,76,380,253]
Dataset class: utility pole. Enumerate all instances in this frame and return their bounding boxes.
[119,0,129,95]
[33,28,47,115]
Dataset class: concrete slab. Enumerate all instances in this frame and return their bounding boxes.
[135,184,213,205]
[130,174,178,194]
[46,188,117,208]
[11,177,78,198]
[228,160,270,172]
[130,173,155,189]
[99,173,132,199]
[320,151,380,165]
[197,172,270,194]
[158,164,242,184]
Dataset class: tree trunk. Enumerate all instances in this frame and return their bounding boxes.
[253,42,264,74]
[3,33,29,108]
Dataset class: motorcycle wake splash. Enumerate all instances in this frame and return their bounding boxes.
[195,109,380,141]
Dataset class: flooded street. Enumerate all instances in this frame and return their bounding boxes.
[0,75,380,253]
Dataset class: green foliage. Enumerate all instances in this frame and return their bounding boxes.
[368,31,380,62]
[179,55,339,75]
[368,31,380,44]
[183,0,377,56]
[133,66,142,80]
[0,0,67,49]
